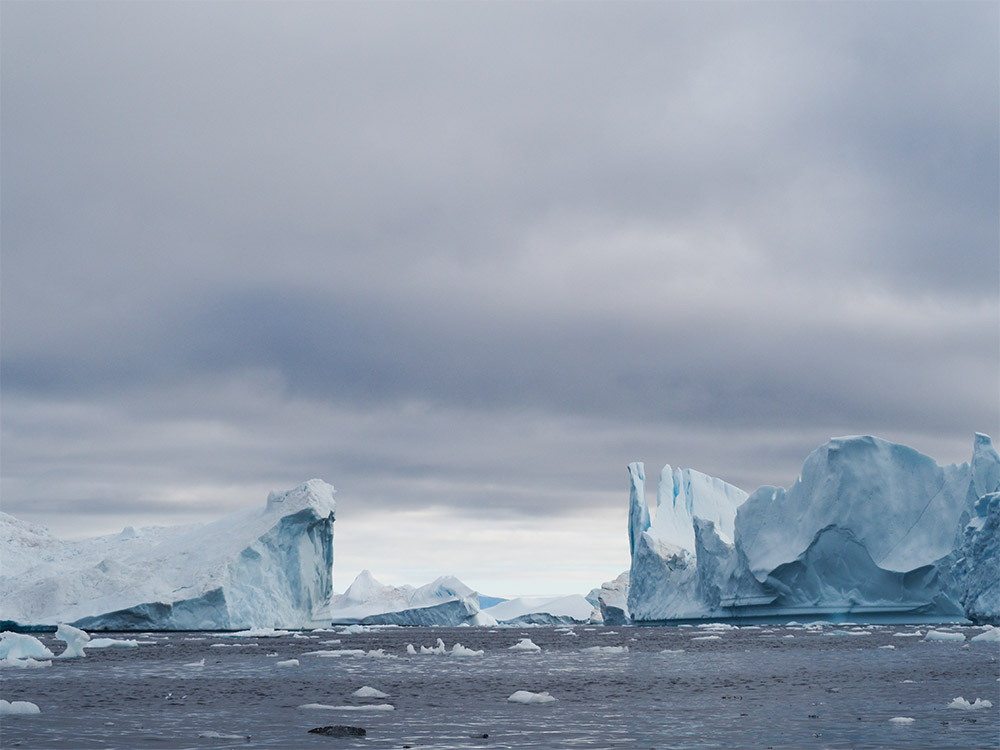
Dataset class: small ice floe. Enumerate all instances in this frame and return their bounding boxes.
[340,624,369,635]
[823,630,870,637]
[413,638,447,655]
[888,717,915,724]
[580,645,628,654]
[601,631,618,636]
[923,630,966,643]
[691,635,721,641]
[562,631,578,637]
[276,659,299,667]
[0,657,51,669]
[87,638,139,649]
[302,649,367,658]
[450,643,484,657]
[293,633,318,639]
[55,623,91,658]
[184,658,206,667]
[225,628,290,638]
[507,690,556,704]
[878,645,896,650]
[509,638,541,652]
[660,648,685,654]
[696,623,736,631]
[1,633,54,665]
[299,703,394,712]
[210,643,258,648]
[901,680,916,684]
[320,639,342,645]
[352,686,389,699]
[0,699,41,715]
[970,627,1000,643]
[782,635,795,639]
[198,730,250,740]
[947,697,993,710]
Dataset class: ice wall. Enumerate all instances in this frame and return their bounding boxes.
[0,480,336,630]
[627,434,1000,624]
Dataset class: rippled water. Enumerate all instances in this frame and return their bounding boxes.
[2,624,998,748]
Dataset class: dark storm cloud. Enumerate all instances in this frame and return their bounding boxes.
[2,1,997,548]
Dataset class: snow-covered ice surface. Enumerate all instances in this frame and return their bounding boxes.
[2,625,997,748]
[628,434,1000,624]
[329,570,491,626]
[0,480,336,630]
[483,595,596,625]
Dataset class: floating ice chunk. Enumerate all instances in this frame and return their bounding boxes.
[509,638,541,652]
[970,627,1000,643]
[0,699,40,715]
[661,648,685,653]
[507,690,556,704]
[697,622,736,630]
[406,644,417,655]
[352,686,389,699]
[87,638,138,648]
[888,717,915,724]
[0,633,55,661]
[302,649,366,657]
[55,623,90,658]
[947,697,992,710]
[0,657,51,669]
[340,624,369,634]
[691,635,722,641]
[923,630,966,642]
[417,638,448,655]
[276,659,299,667]
[824,630,870,637]
[580,645,628,654]
[893,631,923,637]
[225,628,290,638]
[450,643,484,657]
[364,649,394,659]
[299,703,394,711]
[878,645,896,650]
[320,639,342,645]
[184,658,205,667]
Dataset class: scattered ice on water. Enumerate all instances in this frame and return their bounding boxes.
[352,686,389,699]
[0,700,41,715]
[509,638,541,652]
[888,717,915,724]
[947,697,993,710]
[508,690,557,704]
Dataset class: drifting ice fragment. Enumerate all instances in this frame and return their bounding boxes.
[509,638,541,652]
[970,627,999,643]
[55,623,90,658]
[888,717,915,724]
[947,697,992,710]
[352,686,389,699]
[276,659,299,667]
[450,643,484,657]
[507,690,557,704]
[923,630,966,642]
[299,703,394,711]
[580,646,628,654]
[0,699,41,715]
[0,633,54,662]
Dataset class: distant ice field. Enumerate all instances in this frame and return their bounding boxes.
[2,624,997,749]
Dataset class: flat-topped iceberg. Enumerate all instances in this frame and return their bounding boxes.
[0,480,336,630]
[627,434,1000,624]
[330,570,495,626]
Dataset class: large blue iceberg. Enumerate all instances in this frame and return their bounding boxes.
[627,434,1000,624]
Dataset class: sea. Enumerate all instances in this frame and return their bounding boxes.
[2,623,998,749]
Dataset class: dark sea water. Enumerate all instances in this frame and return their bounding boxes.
[2,624,998,749]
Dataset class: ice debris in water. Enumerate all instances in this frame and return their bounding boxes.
[947,697,993,710]
[970,626,1000,643]
[888,717,915,724]
[55,623,90,658]
[352,686,389,699]
[580,645,629,654]
[225,628,291,638]
[184,658,205,667]
[0,633,55,663]
[450,643,484,657]
[509,638,541,652]
[691,635,722,641]
[923,630,966,642]
[508,690,557,704]
[0,699,41,715]
[87,638,138,648]
[276,659,299,667]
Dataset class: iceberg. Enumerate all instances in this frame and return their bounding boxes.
[588,571,630,625]
[483,594,598,625]
[0,480,336,630]
[329,570,494,626]
[627,434,1000,624]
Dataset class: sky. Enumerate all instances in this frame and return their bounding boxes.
[2,1,998,598]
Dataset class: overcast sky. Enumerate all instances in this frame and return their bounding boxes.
[2,1,997,597]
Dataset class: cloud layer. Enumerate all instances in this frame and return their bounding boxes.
[2,2,997,595]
